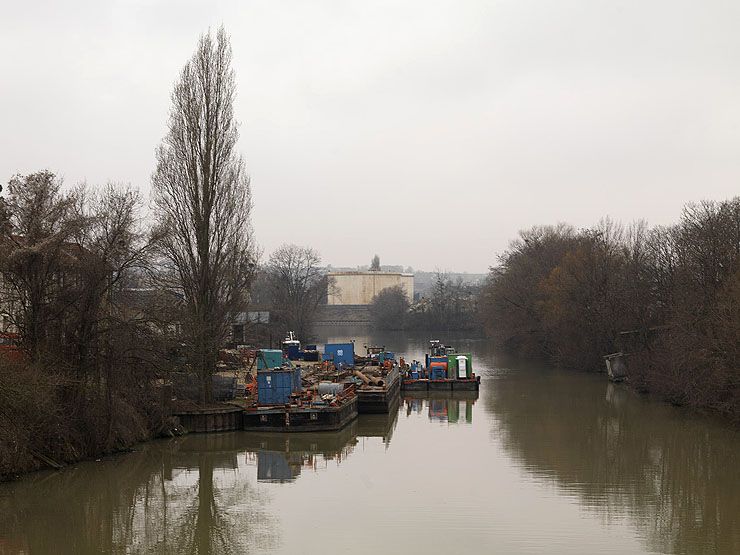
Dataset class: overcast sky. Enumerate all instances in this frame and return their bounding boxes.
[2,1,739,272]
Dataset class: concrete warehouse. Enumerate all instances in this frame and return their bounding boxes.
[327,272,414,305]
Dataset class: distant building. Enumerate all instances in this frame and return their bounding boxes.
[327,271,414,305]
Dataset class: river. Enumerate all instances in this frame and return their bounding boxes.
[0,330,738,554]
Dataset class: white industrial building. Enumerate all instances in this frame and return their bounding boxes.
[327,271,414,305]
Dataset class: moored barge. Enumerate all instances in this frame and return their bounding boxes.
[356,366,401,413]
[242,393,358,432]
[401,340,481,392]
[240,358,359,432]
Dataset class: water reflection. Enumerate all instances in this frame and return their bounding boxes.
[246,424,359,483]
[482,360,740,555]
[2,330,739,554]
[403,391,479,424]
[0,412,399,554]
[0,433,279,554]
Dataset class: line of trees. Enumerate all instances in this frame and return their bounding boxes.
[0,28,260,477]
[479,198,740,421]
[370,273,480,331]
[0,172,166,477]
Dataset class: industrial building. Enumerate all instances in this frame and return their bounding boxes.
[327,271,414,305]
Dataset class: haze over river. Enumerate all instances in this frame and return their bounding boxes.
[1,330,738,554]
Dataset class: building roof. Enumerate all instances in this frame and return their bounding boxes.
[327,271,414,277]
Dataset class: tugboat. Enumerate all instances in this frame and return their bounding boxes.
[400,340,481,392]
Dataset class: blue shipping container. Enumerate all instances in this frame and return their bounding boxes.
[292,367,302,392]
[257,349,284,370]
[282,341,301,360]
[302,350,320,362]
[324,343,355,368]
[257,369,293,405]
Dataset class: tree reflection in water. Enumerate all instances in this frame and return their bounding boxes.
[0,433,278,554]
[0,412,399,554]
[482,358,740,555]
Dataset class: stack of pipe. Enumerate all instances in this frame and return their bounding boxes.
[354,370,384,387]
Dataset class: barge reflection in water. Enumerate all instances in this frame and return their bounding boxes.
[403,390,479,424]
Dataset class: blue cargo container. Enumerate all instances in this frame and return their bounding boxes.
[302,350,320,362]
[324,342,355,368]
[292,367,302,392]
[257,369,294,405]
[257,349,284,370]
[282,340,301,360]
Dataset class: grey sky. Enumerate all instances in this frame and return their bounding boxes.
[2,1,739,272]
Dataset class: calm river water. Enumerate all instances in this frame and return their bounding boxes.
[1,330,738,554]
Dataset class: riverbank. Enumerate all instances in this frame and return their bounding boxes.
[479,199,740,424]
[0,360,175,482]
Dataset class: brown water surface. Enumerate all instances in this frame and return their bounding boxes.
[0,331,738,554]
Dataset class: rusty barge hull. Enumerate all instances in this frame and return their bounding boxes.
[242,397,358,432]
[174,406,244,433]
[357,373,401,414]
[401,376,480,392]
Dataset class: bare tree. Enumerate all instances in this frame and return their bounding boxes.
[370,254,380,271]
[151,27,257,403]
[0,172,86,361]
[266,245,326,338]
[1,175,167,468]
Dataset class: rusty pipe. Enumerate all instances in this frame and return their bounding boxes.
[353,370,372,385]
